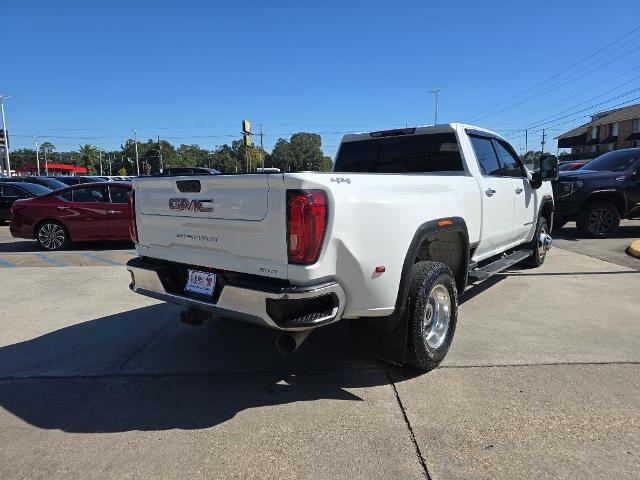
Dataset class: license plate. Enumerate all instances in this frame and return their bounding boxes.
[184,269,216,296]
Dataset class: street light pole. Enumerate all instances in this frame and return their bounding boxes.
[430,89,440,125]
[34,137,40,175]
[0,95,12,176]
[132,129,140,176]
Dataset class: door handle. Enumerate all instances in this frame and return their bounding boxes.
[107,210,122,214]
[56,205,70,211]
[515,187,523,194]
[485,188,496,197]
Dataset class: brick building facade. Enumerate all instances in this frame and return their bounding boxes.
[556,104,640,160]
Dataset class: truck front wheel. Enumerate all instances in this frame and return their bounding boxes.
[406,261,458,371]
[576,201,620,238]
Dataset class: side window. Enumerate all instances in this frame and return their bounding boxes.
[469,136,501,176]
[109,187,130,204]
[72,186,107,203]
[57,189,73,201]
[2,185,28,198]
[493,140,525,177]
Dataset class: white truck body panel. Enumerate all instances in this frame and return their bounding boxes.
[130,123,553,322]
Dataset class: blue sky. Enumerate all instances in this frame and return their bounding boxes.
[3,0,640,157]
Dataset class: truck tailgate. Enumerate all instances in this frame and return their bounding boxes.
[133,175,289,279]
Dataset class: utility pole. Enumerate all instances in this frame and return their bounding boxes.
[430,89,440,125]
[541,129,546,154]
[132,129,140,176]
[157,135,163,173]
[44,144,49,175]
[259,124,265,169]
[0,95,12,176]
[99,148,103,175]
[108,154,112,175]
[34,137,40,175]
[525,129,528,152]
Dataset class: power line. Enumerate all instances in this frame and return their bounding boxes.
[468,43,640,122]
[500,64,640,126]
[466,26,640,121]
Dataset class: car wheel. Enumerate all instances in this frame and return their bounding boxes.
[576,201,620,238]
[36,221,69,251]
[406,261,458,371]
[526,216,551,268]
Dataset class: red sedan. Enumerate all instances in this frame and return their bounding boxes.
[10,182,132,250]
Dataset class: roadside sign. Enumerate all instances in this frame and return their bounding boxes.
[242,120,251,134]
[0,129,7,148]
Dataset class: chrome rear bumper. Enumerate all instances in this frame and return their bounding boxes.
[126,258,346,331]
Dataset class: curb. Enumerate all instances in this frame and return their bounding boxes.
[627,240,640,259]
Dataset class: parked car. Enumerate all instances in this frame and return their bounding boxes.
[3,176,68,190]
[159,167,221,176]
[126,124,557,371]
[558,161,588,171]
[43,176,102,186]
[10,182,132,250]
[0,182,52,222]
[553,148,640,236]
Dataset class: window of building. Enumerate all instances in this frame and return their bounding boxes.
[590,145,597,153]
[591,126,598,140]
[611,122,619,136]
[607,143,616,151]
[633,140,640,148]
[633,118,640,133]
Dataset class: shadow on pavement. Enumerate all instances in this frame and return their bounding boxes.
[554,223,640,242]
[0,304,418,433]
[0,239,134,253]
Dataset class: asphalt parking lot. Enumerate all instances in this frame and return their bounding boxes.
[0,223,639,479]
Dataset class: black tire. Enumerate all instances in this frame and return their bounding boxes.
[525,216,550,268]
[576,201,620,238]
[406,261,458,371]
[36,221,70,251]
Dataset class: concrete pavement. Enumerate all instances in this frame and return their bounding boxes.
[553,219,640,270]
[0,246,638,479]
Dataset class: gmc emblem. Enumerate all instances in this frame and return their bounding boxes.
[169,198,214,213]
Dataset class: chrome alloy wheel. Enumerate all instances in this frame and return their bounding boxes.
[38,223,66,250]
[588,208,614,234]
[538,225,552,261]
[422,284,451,349]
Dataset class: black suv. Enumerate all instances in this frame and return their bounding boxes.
[553,148,640,237]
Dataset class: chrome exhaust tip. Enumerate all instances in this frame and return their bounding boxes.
[275,330,312,355]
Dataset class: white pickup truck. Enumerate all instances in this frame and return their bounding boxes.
[126,124,557,370]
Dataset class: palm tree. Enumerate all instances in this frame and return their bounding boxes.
[78,144,98,174]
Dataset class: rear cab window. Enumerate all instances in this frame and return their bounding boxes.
[334,132,464,173]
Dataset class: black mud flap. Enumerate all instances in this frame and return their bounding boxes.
[348,307,409,366]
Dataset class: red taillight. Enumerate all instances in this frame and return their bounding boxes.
[287,190,327,265]
[127,191,138,243]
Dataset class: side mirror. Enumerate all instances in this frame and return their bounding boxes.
[540,154,559,181]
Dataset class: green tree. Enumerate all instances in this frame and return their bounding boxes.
[7,148,36,169]
[270,133,325,171]
[78,144,98,174]
[520,150,546,170]
[319,156,333,172]
[270,138,293,171]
